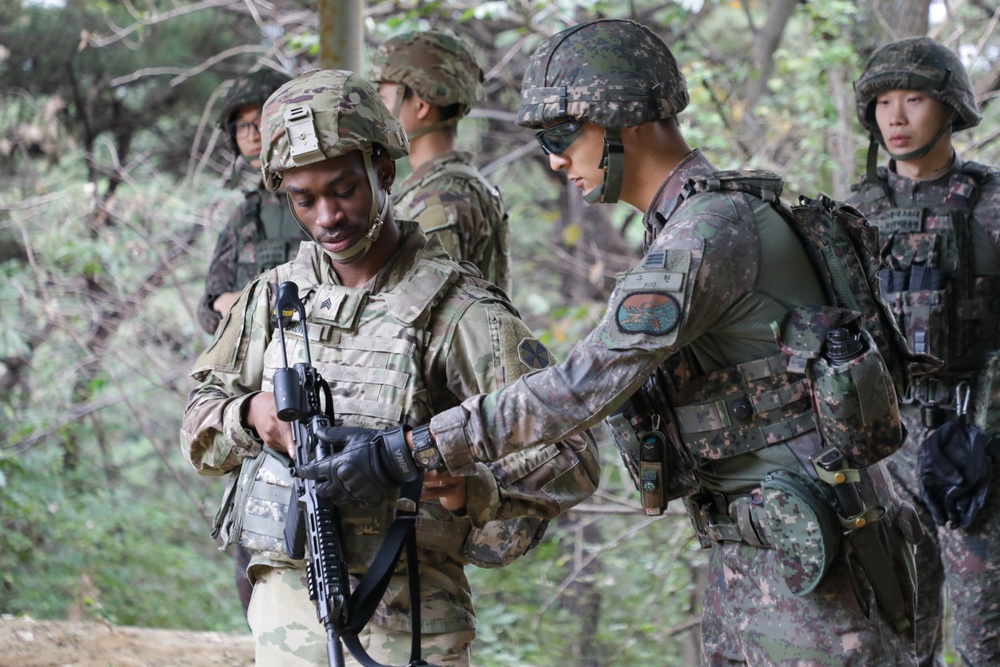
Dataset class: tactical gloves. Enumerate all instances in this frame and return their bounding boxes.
[294,425,420,506]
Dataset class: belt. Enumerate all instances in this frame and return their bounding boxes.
[687,489,774,550]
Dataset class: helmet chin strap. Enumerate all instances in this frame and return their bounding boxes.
[325,145,387,263]
[392,82,462,141]
[286,145,389,263]
[584,128,624,204]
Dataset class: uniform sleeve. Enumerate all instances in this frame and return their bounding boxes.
[196,205,243,335]
[181,275,274,476]
[441,296,601,525]
[431,200,754,475]
[409,194,467,263]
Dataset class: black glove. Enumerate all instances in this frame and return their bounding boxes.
[294,425,419,506]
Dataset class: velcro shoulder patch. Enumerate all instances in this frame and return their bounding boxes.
[614,246,691,336]
[517,338,552,370]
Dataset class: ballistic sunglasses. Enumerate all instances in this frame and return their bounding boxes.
[535,120,584,155]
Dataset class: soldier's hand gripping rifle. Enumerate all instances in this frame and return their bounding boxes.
[271,281,351,667]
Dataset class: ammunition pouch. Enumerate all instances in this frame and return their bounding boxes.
[213,449,549,571]
[213,450,300,563]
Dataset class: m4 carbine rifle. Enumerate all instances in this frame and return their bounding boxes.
[271,281,431,667]
[272,281,351,666]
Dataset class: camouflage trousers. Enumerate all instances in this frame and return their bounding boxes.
[889,406,1000,667]
[246,566,474,666]
[700,536,917,666]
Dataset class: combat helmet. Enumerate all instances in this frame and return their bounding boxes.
[260,69,409,262]
[370,30,484,140]
[855,37,980,168]
[217,69,292,154]
[517,19,689,204]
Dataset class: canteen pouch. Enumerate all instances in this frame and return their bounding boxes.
[759,469,842,596]
[811,329,904,465]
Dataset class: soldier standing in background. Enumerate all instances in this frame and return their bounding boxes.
[195,68,308,615]
[196,69,308,336]
[295,20,922,665]
[850,37,1000,667]
[371,31,511,294]
[181,69,599,666]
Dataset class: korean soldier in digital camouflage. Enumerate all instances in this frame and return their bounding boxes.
[196,69,309,336]
[370,30,511,294]
[293,19,925,665]
[849,37,1000,667]
[179,69,599,666]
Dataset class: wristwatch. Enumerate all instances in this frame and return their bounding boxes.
[410,424,444,472]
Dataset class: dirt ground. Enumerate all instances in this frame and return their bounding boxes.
[0,616,254,667]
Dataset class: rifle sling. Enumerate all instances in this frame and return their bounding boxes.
[340,476,430,667]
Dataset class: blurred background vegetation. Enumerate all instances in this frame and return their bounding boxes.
[2,0,998,664]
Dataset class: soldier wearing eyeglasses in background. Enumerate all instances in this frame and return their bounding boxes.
[194,68,310,616]
[196,69,309,337]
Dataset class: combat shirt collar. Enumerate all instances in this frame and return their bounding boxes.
[642,148,717,234]
[884,150,962,201]
[396,150,475,196]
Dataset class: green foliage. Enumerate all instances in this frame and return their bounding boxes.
[0,454,243,631]
[0,2,996,664]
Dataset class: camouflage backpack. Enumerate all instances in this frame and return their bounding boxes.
[683,172,941,463]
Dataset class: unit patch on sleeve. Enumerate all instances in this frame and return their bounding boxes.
[518,338,552,369]
[616,292,681,335]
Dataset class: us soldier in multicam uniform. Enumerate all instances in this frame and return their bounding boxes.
[298,20,923,665]
[180,69,599,667]
[196,69,309,336]
[849,37,1000,667]
[371,31,511,294]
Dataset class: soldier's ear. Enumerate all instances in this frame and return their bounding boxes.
[375,149,396,190]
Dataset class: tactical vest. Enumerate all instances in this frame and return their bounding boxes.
[233,190,304,286]
[860,163,1000,373]
[395,158,510,291]
[218,243,545,577]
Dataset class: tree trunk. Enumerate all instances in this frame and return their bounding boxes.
[741,0,800,151]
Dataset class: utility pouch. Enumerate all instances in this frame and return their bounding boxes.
[212,452,269,547]
[759,469,841,596]
[605,408,668,516]
[223,449,296,559]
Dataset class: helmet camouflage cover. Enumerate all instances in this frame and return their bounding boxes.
[259,69,409,192]
[217,69,292,151]
[855,36,981,136]
[370,30,484,112]
[517,18,689,130]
